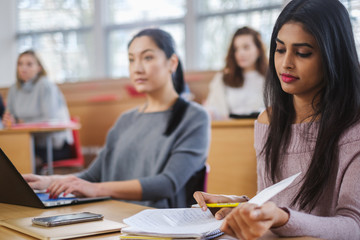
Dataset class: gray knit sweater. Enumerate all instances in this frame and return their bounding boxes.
[6,77,73,148]
[77,101,210,208]
[254,121,360,239]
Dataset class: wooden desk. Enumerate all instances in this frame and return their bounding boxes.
[0,200,319,240]
[0,200,148,239]
[0,122,80,174]
[207,120,257,198]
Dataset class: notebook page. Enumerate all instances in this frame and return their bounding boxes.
[123,208,223,237]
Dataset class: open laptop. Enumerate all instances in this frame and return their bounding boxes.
[0,148,110,208]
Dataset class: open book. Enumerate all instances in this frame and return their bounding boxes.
[121,172,301,239]
[122,208,223,239]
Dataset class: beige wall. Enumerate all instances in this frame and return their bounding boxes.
[0,1,17,88]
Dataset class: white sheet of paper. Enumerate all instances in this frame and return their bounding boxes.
[248,172,301,206]
[123,208,223,237]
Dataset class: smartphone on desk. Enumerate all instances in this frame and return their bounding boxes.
[32,212,103,227]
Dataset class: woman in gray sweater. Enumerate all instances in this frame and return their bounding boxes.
[194,0,360,239]
[24,29,210,208]
[3,50,73,168]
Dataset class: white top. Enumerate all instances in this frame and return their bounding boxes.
[205,71,265,119]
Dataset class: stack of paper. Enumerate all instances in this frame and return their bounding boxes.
[122,208,224,239]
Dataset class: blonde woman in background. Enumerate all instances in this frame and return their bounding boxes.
[2,50,73,170]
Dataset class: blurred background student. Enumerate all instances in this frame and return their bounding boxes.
[204,27,268,120]
[23,28,210,209]
[2,50,73,171]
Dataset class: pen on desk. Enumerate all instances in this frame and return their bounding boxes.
[192,202,241,208]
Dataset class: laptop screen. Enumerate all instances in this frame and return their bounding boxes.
[0,148,110,208]
[0,148,45,208]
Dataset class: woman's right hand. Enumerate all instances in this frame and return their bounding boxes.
[22,174,53,190]
[193,191,249,219]
[2,111,15,128]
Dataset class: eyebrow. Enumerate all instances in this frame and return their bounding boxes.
[276,38,314,49]
[128,49,155,56]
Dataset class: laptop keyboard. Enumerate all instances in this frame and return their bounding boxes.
[37,193,77,202]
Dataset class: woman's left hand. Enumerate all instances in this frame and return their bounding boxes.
[46,175,100,199]
[220,201,289,240]
[2,111,15,128]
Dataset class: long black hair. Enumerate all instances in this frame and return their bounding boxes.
[263,0,360,211]
[128,28,188,136]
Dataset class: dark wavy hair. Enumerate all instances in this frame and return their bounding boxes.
[128,28,185,94]
[223,27,268,88]
[263,0,360,211]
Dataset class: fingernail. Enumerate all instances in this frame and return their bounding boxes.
[202,206,207,211]
[215,213,223,220]
[46,189,49,193]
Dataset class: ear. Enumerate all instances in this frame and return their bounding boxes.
[169,54,179,73]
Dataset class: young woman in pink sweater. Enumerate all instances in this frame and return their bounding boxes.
[194,0,360,239]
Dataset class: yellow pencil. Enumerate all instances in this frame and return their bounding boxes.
[205,203,240,208]
[191,203,241,208]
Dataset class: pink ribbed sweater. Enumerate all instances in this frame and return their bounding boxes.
[254,121,360,240]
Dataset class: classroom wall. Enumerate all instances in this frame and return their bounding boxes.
[0,1,17,88]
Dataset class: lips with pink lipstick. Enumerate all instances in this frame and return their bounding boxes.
[280,73,299,83]
[134,78,146,84]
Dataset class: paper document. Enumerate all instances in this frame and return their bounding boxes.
[122,208,223,238]
[249,172,301,205]
[191,172,301,208]
[122,172,301,239]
